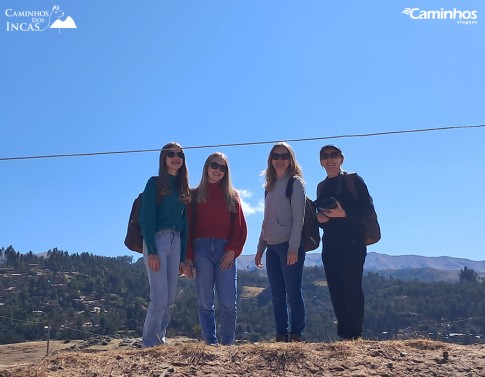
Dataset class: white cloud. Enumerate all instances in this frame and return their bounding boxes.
[236,189,264,216]
[237,189,253,199]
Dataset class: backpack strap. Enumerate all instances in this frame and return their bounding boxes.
[317,171,345,199]
[342,172,358,201]
[265,176,296,200]
[190,188,198,232]
[285,176,297,202]
[335,172,345,196]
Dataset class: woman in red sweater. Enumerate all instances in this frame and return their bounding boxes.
[185,152,247,346]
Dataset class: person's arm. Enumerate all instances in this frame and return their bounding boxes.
[184,189,197,278]
[225,194,248,259]
[315,180,330,226]
[221,195,248,270]
[185,200,194,262]
[139,178,162,271]
[140,177,158,255]
[179,202,188,263]
[255,228,267,268]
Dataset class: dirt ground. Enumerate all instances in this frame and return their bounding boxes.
[0,338,484,377]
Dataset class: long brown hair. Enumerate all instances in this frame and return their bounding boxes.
[195,152,238,212]
[263,142,303,192]
[157,142,190,204]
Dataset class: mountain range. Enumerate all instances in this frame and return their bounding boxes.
[236,252,485,282]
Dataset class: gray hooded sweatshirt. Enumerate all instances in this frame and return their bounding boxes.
[257,174,305,253]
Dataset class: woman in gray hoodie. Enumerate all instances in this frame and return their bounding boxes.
[255,142,306,342]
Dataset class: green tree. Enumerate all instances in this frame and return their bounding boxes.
[459,266,479,283]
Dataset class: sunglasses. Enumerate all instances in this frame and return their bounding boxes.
[209,161,227,173]
[166,151,185,159]
[320,151,341,160]
[271,152,290,160]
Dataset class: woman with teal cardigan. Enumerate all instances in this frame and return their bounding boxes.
[139,141,190,347]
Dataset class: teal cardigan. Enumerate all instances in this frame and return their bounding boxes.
[139,175,188,261]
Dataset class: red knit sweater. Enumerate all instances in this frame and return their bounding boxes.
[186,183,247,260]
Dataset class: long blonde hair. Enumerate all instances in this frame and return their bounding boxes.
[195,152,238,212]
[263,142,303,192]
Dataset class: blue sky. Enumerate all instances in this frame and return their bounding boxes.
[1,0,484,262]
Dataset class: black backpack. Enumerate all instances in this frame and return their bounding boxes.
[285,177,321,252]
[265,177,321,252]
[317,172,381,246]
[124,193,143,254]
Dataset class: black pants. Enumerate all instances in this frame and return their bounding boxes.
[322,245,366,340]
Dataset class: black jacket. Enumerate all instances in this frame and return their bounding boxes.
[316,172,373,251]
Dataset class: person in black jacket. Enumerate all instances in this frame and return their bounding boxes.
[315,145,374,340]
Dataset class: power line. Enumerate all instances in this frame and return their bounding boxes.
[0,314,44,324]
[0,124,483,162]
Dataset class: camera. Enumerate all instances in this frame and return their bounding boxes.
[319,197,338,211]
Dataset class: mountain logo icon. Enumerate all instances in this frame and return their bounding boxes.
[45,5,77,33]
[50,16,77,29]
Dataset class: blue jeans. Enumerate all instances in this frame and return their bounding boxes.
[266,241,306,337]
[193,238,237,345]
[142,229,181,347]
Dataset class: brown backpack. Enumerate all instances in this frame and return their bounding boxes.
[124,193,143,253]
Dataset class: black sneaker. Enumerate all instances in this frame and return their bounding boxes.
[289,333,303,342]
[275,333,288,342]
[340,335,361,341]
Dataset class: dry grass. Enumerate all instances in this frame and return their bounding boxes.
[1,339,485,376]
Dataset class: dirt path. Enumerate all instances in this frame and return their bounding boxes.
[0,340,84,367]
